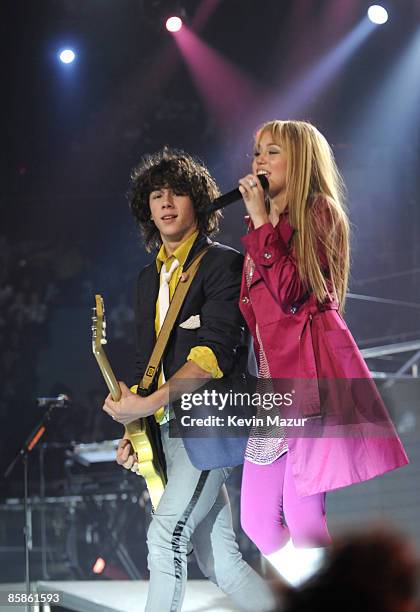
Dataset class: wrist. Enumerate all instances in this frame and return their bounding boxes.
[146,387,167,416]
[133,392,155,417]
[252,214,270,229]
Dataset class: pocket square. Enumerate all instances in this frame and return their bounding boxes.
[179,314,201,329]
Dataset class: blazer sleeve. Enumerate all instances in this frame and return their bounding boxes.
[195,248,246,377]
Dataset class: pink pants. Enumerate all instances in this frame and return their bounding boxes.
[240,453,331,554]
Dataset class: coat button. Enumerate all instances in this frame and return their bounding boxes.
[263,252,272,259]
[241,296,250,304]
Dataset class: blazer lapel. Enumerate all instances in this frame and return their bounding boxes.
[138,264,159,321]
[183,233,212,271]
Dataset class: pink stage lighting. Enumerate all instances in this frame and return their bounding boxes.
[166,16,183,32]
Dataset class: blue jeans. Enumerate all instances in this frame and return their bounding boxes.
[145,422,276,612]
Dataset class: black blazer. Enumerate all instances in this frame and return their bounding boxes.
[134,233,248,385]
[133,234,250,469]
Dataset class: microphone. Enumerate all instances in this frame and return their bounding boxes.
[207,174,269,212]
[37,394,70,407]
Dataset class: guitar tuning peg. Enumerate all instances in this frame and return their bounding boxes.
[101,339,107,345]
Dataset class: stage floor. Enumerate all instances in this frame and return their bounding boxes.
[0,581,240,611]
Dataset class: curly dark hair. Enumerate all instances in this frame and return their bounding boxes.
[128,147,222,252]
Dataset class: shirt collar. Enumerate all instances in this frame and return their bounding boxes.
[156,229,199,273]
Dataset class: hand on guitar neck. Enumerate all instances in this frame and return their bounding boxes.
[102,360,212,425]
[102,380,154,425]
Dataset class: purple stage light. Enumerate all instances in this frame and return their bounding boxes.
[166,16,183,32]
[172,26,259,127]
[257,18,376,125]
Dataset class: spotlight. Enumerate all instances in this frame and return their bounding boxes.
[59,49,76,64]
[166,16,183,32]
[367,5,389,25]
[264,541,325,586]
[92,556,106,575]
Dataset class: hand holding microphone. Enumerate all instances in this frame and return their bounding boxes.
[238,173,270,228]
[207,173,268,212]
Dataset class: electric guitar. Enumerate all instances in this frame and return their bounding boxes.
[91,294,166,510]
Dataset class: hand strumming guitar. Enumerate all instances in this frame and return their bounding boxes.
[116,437,138,472]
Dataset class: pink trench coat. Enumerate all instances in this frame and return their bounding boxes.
[239,214,408,498]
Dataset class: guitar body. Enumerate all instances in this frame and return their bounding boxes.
[126,390,167,511]
[92,294,166,511]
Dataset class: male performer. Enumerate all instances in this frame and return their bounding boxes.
[102,148,275,612]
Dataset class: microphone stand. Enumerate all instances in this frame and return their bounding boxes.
[4,399,64,609]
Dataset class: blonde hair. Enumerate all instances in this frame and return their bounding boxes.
[256,120,350,311]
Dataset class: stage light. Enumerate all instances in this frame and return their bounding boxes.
[264,541,325,586]
[367,5,389,25]
[166,16,183,32]
[59,49,76,64]
[92,556,106,574]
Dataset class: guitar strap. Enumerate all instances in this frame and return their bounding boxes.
[138,245,211,395]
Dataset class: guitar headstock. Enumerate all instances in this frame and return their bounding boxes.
[92,294,107,354]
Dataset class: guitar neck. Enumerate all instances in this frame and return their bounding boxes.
[93,347,121,402]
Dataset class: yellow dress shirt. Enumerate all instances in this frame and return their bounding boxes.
[154,230,223,422]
